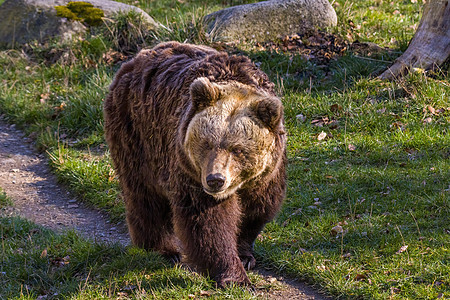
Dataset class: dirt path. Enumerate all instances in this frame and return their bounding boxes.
[0,118,330,300]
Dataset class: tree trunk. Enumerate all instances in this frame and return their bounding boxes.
[379,0,450,80]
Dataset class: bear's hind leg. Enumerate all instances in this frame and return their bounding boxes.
[124,186,181,262]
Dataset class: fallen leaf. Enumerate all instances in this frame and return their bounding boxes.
[54,102,67,114]
[354,273,367,281]
[328,120,339,129]
[396,245,408,254]
[390,121,405,129]
[331,225,343,236]
[330,104,342,112]
[40,249,48,258]
[423,117,432,124]
[311,119,324,127]
[317,131,327,141]
[427,105,436,114]
[266,276,277,284]
[316,265,326,271]
[296,114,306,123]
[51,255,70,267]
[122,285,136,291]
[199,290,213,297]
[40,93,50,104]
[116,292,128,298]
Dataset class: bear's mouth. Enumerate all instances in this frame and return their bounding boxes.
[203,186,233,200]
[203,182,242,200]
[203,187,227,196]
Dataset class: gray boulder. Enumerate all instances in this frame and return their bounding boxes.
[0,0,159,48]
[204,0,337,42]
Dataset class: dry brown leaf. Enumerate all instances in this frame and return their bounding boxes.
[427,105,436,114]
[40,93,50,104]
[328,120,339,129]
[396,245,408,254]
[390,121,405,129]
[423,117,432,124]
[317,131,327,141]
[51,255,70,267]
[200,290,213,297]
[330,104,343,112]
[354,273,367,281]
[331,225,343,236]
[316,264,326,271]
[40,248,47,258]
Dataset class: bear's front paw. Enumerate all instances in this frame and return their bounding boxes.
[215,273,251,288]
[160,250,182,264]
[165,253,182,263]
[240,254,256,270]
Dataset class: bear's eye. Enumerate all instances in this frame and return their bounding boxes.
[231,148,243,156]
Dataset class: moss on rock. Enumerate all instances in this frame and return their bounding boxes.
[55,1,104,26]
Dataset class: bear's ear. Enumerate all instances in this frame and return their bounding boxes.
[190,77,220,110]
[254,97,284,132]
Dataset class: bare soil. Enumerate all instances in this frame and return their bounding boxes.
[0,118,331,300]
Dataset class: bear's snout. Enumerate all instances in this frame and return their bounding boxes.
[206,173,226,191]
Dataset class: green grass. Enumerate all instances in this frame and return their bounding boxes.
[0,187,13,208]
[0,216,261,299]
[0,0,449,299]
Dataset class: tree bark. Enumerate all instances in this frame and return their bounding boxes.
[379,0,450,80]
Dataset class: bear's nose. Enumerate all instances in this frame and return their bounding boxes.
[206,173,226,190]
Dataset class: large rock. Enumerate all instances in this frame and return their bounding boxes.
[204,0,337,43]
[0,0,159,48]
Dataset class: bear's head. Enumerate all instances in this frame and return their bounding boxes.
[183,77,284,199]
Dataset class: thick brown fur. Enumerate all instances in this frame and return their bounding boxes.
[104,42,286,287]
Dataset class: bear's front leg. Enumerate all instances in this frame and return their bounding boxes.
[172,194,250,287]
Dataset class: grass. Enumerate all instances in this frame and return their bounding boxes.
[0,0,449,299]
[0,215,263,299]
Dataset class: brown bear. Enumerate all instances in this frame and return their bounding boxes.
[104,41,286,287]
